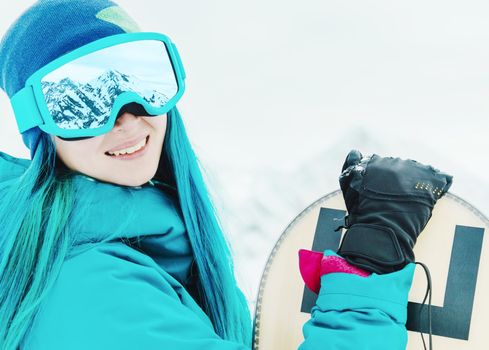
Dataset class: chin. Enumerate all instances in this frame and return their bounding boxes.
[117,177,151,188]
[88,172,147,188]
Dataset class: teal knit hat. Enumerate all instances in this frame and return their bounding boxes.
[0,0,141,159]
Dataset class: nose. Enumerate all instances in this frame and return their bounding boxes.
[113,102,148,127]
[113,111,139,129]
[116,102,152,120]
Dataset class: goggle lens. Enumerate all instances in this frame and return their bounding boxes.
[40,40,178,132]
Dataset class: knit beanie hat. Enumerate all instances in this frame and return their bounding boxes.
[0,0,141,159]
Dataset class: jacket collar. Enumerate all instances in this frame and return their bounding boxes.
[0,151,195,287]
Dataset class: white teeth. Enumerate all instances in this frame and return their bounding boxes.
[108,137,147,156]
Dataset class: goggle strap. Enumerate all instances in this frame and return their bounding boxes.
[10,86,43,134]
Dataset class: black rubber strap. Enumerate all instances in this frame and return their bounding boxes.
[338,223,406,272]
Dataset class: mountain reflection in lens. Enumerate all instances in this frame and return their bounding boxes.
[40,40,178,131]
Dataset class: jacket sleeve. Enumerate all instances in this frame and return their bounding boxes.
[298,250,415,350]
[21,242,249,350]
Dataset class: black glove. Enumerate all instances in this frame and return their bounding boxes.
[335,150,453,274]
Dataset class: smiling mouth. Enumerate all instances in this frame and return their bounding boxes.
[104,135,150,158]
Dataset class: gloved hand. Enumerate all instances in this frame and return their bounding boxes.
[335,150,453,274]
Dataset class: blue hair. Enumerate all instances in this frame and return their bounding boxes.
[0,107,253,349]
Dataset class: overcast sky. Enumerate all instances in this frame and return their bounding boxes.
[1,1,488,299]
[1,0,487,169]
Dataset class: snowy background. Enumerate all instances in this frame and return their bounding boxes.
[1,0,488,315]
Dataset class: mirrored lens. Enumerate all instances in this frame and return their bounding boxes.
[57,102,153,141]
[41,40,178,131]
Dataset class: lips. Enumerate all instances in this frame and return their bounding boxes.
[105,134,149,154]
[104,135,150,160]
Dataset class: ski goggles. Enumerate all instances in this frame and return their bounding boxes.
[10,31,186,141]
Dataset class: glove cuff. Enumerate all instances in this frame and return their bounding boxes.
[337,223,407,274]
[298,249,370,294]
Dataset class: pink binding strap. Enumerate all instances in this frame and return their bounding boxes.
[298,249,371,294]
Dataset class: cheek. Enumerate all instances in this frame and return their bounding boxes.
[57,137,105,160]
[145,115,167,130]
[144,115,168,140]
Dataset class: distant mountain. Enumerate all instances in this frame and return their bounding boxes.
[201,126,489,311]
[41,69,172,130]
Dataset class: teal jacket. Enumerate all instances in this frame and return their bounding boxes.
[0,151,415,350]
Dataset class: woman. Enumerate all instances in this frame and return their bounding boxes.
[0,1,452,349]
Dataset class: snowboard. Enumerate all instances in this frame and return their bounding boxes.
[252,190,488,349]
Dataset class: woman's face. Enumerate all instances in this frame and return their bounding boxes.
[52,111,167,187]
